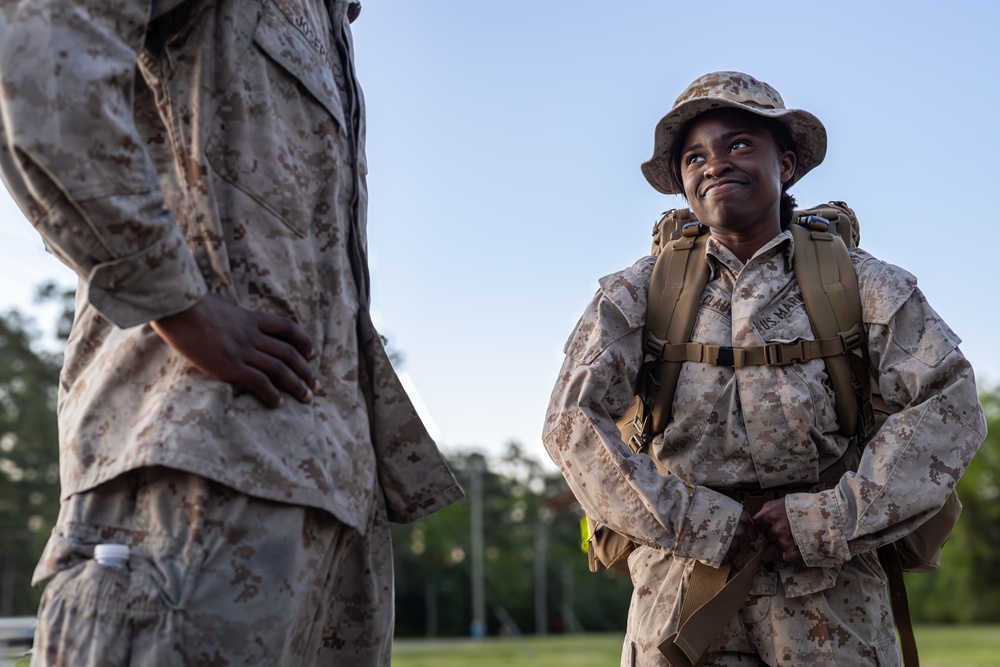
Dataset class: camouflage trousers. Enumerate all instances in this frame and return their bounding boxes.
[30,466,393,666]
[621,546,901,667]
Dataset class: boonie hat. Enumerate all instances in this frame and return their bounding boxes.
[641,71,827,195]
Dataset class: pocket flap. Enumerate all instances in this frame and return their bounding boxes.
[254,0,347,131]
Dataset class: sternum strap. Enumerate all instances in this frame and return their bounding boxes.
[653,327,863,368]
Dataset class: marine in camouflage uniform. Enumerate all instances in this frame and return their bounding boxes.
[543,72,986,666]
[0,0,462,664]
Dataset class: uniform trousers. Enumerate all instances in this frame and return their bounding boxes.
[622,546,901,667]
[31,466,392,666]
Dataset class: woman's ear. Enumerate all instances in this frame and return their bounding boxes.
[779,150,796,185]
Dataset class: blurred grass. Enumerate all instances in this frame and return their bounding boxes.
[6,624,997,665]
[391,625,1000,666]
[917,625,1000,667]
[391,634,621,667]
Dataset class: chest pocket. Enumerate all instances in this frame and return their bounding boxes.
[752,281,810,344]
[204,0,347,237]
[255,0,348,129]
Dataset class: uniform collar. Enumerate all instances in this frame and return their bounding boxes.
[705,229,793,277]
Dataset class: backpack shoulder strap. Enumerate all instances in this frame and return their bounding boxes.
[620,204,875,448]
[618,221,710,454]
[790,219,875,439]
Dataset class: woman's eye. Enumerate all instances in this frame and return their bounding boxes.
[730,140,750,151]
[686,154,705,166]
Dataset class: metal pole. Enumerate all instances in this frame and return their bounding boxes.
[561,562,584,633]
[0,552,15,617]
[533,512,549,636]
[469,457,486,639]
[425,579,438,638]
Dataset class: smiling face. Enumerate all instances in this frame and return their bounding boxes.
[677,108,796,246]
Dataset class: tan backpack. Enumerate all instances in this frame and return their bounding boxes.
[585,202,960,667]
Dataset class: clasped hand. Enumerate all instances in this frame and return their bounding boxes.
[726,498,803,565]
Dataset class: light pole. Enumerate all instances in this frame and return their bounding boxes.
[533,508,552,635]
[469,456,486,639]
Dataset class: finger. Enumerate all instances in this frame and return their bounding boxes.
[782,545,802,564]
[235,365,283,409]
[727,533,747,562]
[751,508,770,531]
[248,349,314,404]
[745,515,759,543]
[752,499,779,521]
[255,335,318,392]
[256,313,315,360]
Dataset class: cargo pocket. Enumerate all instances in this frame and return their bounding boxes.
[873,634,902,666]
[34,560,132,665]
[620,636,638,667]
[741,566,777,625]
[204,0,345,238]
[855,549,888,584]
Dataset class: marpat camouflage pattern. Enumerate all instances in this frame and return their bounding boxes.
[543,231,986,666]
[33,468,395,665]
[0,0,461,535]
[0,0,462,663]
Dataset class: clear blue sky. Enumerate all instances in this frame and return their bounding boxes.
[2,0,998,469]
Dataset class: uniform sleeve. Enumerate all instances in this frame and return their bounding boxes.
[786,257,987,567]
[542,258,743,568]
[0,0,207,329]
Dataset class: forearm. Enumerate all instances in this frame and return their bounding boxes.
[790,352,984,564]
[787,286,986,568]
[544,358,742,567]
[0,0,206,327]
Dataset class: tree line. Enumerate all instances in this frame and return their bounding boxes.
[0,296,997,630]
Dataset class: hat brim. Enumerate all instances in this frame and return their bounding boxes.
[640,98,827,195]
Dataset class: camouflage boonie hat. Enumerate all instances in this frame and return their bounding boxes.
[641,71,827,195]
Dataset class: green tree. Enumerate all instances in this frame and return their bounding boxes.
[391,444,633,637]
[32,281,75,344]
[0,310,61,616]
[906,384,1000,623]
